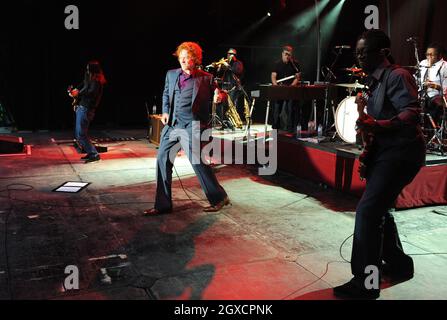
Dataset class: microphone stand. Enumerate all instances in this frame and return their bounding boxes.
[413,40,427,137]
[411,39,424,104]
[208,79,224,129]
[290,58,300,75]
[323,47,343,137]
[226,63,255,141]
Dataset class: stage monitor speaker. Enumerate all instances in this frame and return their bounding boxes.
[0,135,24,154]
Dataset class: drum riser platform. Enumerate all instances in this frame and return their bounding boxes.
[276,135,447,209]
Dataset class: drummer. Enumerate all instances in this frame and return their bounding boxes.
[417,43,447,126]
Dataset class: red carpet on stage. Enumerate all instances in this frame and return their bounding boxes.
[397,164,447,209]
[277,136,447,209]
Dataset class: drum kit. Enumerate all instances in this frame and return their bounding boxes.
[330,67,368,144]
[329,67,446,154]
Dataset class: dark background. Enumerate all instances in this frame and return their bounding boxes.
[0,0,446,131]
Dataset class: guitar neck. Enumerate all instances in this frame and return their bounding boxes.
[357,91,369,117]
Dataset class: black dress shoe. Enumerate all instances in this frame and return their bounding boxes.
[203,197,231,212]
[84,154,101,163]
[143,208,172,216]
[333,279,380,300]
[381,262,414,281]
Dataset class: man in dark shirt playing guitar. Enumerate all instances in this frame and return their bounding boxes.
[333,30,426,299]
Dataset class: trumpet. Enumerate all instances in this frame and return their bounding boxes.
[206,58,230,69]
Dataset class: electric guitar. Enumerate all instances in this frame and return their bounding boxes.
[67,85,79,111]
[355,91,375,181]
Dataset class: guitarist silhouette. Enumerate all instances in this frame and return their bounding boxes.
[68,61,106,163]
[334,30,426,300]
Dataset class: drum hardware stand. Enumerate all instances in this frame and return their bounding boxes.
[323,46,350,141]
[321,85,334,137]
[226,68,258,142]
[323,87,347,142]
[322,81,335,136]
[237,79,256,141]
[426,97,447,155]
[322,47,345,137]
[329,102,340,141]
[209,101,224,129]
[209,77,228,130]
[242,98,256,142]
[426,114,444,152]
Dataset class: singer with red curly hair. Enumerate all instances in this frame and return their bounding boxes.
[144,42,230,215]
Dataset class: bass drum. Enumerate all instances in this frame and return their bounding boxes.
[335,96,360,144]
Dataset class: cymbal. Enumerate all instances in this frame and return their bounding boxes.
[335,82,366,89]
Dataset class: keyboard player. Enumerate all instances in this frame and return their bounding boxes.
[271,45,302,132]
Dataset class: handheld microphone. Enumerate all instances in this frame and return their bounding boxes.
[335,45,351,49]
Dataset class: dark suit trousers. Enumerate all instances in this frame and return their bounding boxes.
[351,159,421,279]
[154,123,227,211]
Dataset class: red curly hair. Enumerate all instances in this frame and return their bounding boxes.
[174,42,203,66]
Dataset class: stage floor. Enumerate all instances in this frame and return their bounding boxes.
[0,128,446,300]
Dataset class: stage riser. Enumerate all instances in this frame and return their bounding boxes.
[277,138,447,209]
[278,139,365,194]
[208,137,275,167]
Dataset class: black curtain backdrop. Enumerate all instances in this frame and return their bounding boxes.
[379,0,447,66]
[0,0,445,131]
